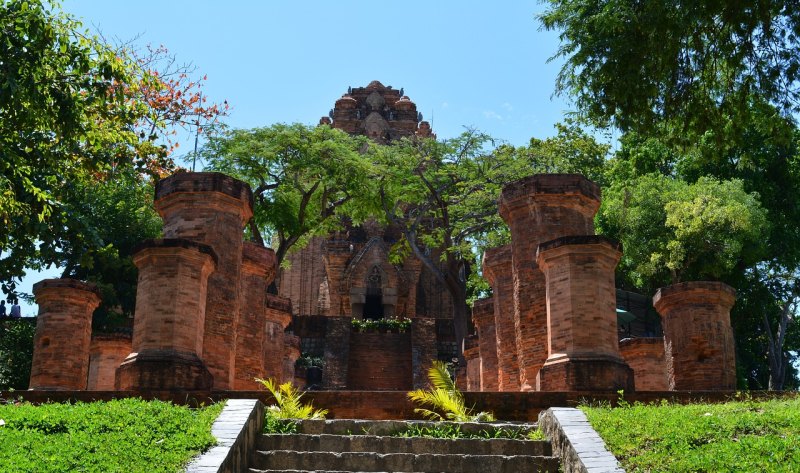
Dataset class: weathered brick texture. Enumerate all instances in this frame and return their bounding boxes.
[234,242,278,390]
[347,332,412,390]
[283,334,301,386]
[653,282,737,391]
[535,235,633,391]
[322,317,352,389]
[472,298,499,391]
[30,279,101,390]
[155,172,253,390]
[116,239,216,390]
[499,174,600,390]
[619,337,668,391]
[463,334,481,391]
[482,245,520,391]
[87,333,131,390]
[411,318,438,388]
[265,294,292,382]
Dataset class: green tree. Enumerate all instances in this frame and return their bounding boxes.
[0,319,35,390]
[539,0,800,143]
[204,123,378,278]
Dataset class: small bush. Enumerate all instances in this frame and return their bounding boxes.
[407,360,494,422]
[0,398,222,472]
[257,378,327,434]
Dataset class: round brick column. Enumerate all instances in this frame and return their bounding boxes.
[116,239,216,390]
[535,235,634,391]
[472,298,499,391]
[653,282,737,391]
[619,338,668,391]
[482,244,520,391]
[498,174,600,390]
[233,242,278,390]
[154,172,253,390]
[30,279,101,390]
[87,333,132,391]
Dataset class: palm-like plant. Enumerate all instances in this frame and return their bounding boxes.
[256,378,328,420]
[407,361,495,422]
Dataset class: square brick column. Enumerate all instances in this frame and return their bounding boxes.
[233,242,278,390]
[30,279,101,390]
[653,282,737,391]
[463,334,481,391]
[116,239,216,390]
[482,245,520,391]
[535,236,634,391]
[322,317,352,389]
[472,298,499,391]
[154,172,253,390]
[499,174,600,390]
[619,338,668,391]
[265,294,293,381]
[283,334,301,385]
[87,334,132,391]
[411,317,438,388]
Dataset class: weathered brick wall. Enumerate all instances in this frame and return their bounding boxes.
[412,318,438,388]
[483,244,519,391]
[30,279,100,390]
[535,235,633,391]
[653,282,737,391]
[283,334,301,385]
[347,332,413,390]
[87,333,132,391]
[499,174,600,391]
[279,237,328,316]
[322,317,352,389]
[463,334,481,391]
[619,337,668,391]
[154,172,253,390]
[116,239,216,390]
[472,298,499,391]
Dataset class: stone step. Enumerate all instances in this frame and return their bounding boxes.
[251,450,560,473]
[258,433,551,456]
[295,419,538,437]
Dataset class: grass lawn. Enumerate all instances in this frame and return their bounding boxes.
[0,398,223,473]
[582,395,800,472]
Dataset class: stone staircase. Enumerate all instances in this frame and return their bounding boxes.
[248,419,560,473]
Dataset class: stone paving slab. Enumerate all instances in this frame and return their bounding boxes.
[538,407,624,473]
[186,399,264,473]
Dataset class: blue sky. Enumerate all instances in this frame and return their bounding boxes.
[14,1,577,314]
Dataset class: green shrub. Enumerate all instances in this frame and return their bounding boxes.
[0,319,35,390]
[0,398,222,472]
[257,378,327,434]
[407,360,494,422]
[351,317,412,333]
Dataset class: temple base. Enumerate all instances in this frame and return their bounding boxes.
[536,356,634,392]
[115,350,213,391]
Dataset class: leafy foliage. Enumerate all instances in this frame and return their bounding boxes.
[351,317,411,333]
[0,398,222,472]
[256,378,327,421]
[393,423,541,440]
[0,319,35,390]
[407,360,494,422]
[582,396,800,472]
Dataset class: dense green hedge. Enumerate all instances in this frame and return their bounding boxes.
[0,398,222,472]
[0,319,35,390]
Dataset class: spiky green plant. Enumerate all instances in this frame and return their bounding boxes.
[255,378,328,420]
[407,361,495,422]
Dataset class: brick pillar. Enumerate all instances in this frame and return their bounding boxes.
[322,317,352,389]
[87,333,132,390]
[482,245,519,391]
[619,338,668,391]
[472,298,499,391]
[463,334,481,391]
[653,282,737,391]
[323,238,352,316]
[154,172,252,390]
[29,279,101,390]
[233,242,277,390]
[498,174,600,390]
[265,294,292,381]
[535,236,634,391]
[411,318,437,388]
[283,334,301,385]
[116,239,216,390]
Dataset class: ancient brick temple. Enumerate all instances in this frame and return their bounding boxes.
[29,81,739,393]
